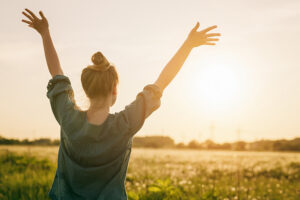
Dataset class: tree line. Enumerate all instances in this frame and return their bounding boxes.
[0,135,299,152]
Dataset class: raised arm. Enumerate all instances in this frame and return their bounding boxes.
[22,9,63,77]
[154,22,221,92]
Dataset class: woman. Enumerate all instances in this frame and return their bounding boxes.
[22,8,220,200]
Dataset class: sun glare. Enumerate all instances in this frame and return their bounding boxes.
[191,58,243,113]
[200,66,238,102]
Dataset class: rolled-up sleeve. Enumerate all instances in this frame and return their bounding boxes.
[47,75,77,125]
[118,84,162,136]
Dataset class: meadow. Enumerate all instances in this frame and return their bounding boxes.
[0,145,299,200]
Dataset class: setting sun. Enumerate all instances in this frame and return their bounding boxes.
[191,58,244,113]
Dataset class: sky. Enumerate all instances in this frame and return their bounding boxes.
[0,0,300,143]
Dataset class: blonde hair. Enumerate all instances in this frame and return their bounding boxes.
[81,52,119,100]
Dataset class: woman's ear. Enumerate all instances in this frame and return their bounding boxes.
[111,85,118,107]
[112,85,117,96]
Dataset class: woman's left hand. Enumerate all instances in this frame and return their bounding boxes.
[22,9,49,36]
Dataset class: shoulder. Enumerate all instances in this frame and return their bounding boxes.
[110,111,131,132]
[141,84,163,99]
[47,74,73,99]
[47,74,71,89]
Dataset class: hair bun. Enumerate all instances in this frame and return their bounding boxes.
[91,51,110,67]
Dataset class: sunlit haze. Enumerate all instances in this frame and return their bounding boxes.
[1,0,300,143]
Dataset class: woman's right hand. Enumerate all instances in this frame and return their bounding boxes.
[22,9,49,36]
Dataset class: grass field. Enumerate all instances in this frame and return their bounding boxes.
[0,145,300,200]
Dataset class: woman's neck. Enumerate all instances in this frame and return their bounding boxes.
[88,95,112,112]
[86,106,110,125]
[86,98,111,125]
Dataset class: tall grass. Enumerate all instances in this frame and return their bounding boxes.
[0,150,55,200]
[0,147,299,199]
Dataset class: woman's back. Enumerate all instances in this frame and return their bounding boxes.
[47,75,161,200]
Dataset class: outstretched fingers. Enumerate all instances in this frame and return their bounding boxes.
[206,33,221,37]
[39,11,46,20]
[191,22,200,32]
[206,38,219,42]
[204,42,216,45]
[22,11,34,22]
[205,31,220,44]
[201,25,218,33]
[25,8,38,20]
[188,22,220,46]
[22,19,32,25]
